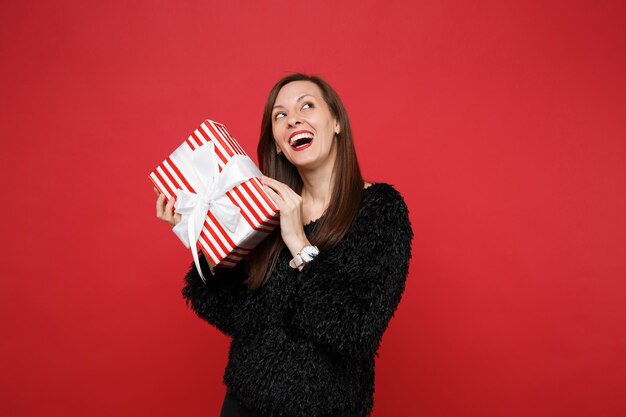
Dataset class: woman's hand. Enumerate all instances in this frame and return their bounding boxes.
[261,176,311,258]
[154,187,181,227]
[153,187,216,274]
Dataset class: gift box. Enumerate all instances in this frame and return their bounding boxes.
[149,119,279,280]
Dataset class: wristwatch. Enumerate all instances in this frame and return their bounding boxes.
[289,245,320,269]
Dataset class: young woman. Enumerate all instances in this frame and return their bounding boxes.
[155,73,413,417]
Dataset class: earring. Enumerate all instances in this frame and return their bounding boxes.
[276,146,282,156]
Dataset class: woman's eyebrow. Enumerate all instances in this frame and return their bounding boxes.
[273,94,315,109]
[296,94,314,103]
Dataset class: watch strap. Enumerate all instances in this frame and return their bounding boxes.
[289,245,319,269]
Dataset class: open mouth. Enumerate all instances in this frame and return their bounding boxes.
[289,131,314,151]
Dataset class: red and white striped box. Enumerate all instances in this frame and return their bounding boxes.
[149,119,279,268]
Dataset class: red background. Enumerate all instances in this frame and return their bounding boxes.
[1,1,625,416]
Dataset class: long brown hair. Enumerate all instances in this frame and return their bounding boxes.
[243,73,364,290]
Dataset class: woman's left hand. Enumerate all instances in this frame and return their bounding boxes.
[261,176,311,258]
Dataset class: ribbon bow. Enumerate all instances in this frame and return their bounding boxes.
[172,141,262,282]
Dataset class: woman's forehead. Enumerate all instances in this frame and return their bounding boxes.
[275,81,322,104]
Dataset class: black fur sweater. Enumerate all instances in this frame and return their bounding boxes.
[182,183,413,417]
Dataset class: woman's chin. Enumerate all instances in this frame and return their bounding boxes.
[288,151,335,171]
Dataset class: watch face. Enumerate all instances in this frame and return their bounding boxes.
[301,246,319,261]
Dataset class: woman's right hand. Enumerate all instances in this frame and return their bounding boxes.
[154,187,181,227]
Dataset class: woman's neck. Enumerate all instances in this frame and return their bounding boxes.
[296,145,336,211]
[299,166,334,209]
[296,143,339,219]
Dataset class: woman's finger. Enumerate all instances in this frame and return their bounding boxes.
[263,178,303,209]
[165,197,175,217]
[282,187,302,206]
[155,191,179,227]
[156,198,173,225]
[156,193,166,218]
[261,177,282,194]
[261,176,286,190]
[262,177,298,200]
[263,185,283,207]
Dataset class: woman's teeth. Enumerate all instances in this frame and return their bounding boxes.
[290,133,314,149]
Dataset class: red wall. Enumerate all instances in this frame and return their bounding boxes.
[1,1,625,416]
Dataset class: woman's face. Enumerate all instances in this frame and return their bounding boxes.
[271,80,340,171]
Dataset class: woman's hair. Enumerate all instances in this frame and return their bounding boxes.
[244,73,364,290]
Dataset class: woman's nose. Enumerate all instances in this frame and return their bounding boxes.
[287,114,302,127]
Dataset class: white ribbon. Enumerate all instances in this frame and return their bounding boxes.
[172,141,262,282]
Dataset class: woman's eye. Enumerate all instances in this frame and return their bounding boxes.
[274,112,286,120]
[302,102,313,110]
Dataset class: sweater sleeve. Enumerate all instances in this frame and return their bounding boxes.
[181,253,249,337]
[285,185,414,359]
